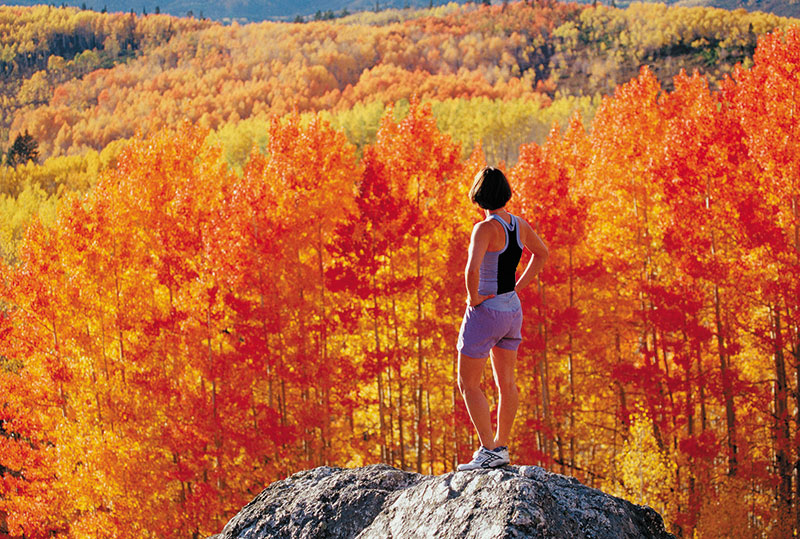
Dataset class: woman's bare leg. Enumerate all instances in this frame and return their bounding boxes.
[458,352,494,449]
[490,346,518,448]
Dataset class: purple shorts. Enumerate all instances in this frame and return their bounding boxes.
[457,293,523,358]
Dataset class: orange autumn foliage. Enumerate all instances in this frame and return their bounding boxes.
[9,0,791,162]
[2,27,800,539]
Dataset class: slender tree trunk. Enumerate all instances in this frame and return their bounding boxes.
[295,244,314,465]
[441,381,449,472]
[249,386,259,433]
[371,235,388,463]
[426,365,433,474]
[793,195,799,252]
[658,328,676,451]
[374,301,387,462]
[280,368,287,458]
[100,312,110,381]
[99,314,115,433]
[112,240,126,386]
[279,334,288,428]
[253,219,274,411]
[568,247,576,474]
[638,332,664,452]
[683,331,698,530]
[706,178,737,476]
[415,180,424,474]
[208,317,216,425]
[451,348,459,470]
[684,331,695,438]
[316,223,330,465]
[648,324,666,451]
[714,283,737,476]
[387,364,396,466]
[302,388,310,465]
[389,259,405,469]
[636,187,664,450]
[534,403,542,465]
[258,269,273,410]
[794,333,800,535]
[86,320,104,428]
[537,276,552,463]
[673,436,683,538]
[207,309,223,485]
[398,367,406,470]
[696,339,708,433]
[254,236,281,467]
[175,452,188,506]
[51,319,68,419]
[772,306,792,534]
[615,329,628,477]
[792,194,800,535]
[217,341,227,495]
[557,435,565,475]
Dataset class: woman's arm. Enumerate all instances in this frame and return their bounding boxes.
[465,221,494,306]
[515,217,549,292]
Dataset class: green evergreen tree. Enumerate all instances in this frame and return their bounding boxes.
[5,131,39,167]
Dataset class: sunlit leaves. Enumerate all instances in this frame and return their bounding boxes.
[1,21,800,539]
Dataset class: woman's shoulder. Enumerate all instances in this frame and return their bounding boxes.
[472,217,505,240]
[472,218,492,233]
[512,214,532,230]
[511,214,537,241]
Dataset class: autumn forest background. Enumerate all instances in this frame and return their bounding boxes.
[1,1,800,537]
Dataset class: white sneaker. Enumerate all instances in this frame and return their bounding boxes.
[492,446,510,464]
[457,446,509,471]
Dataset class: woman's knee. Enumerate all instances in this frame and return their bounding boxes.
[496,378,518,397]
[458,354,486,395]
[458,374,480,395]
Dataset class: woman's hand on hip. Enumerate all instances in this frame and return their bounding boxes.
[467,293,495,307]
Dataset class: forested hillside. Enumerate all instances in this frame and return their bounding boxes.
[6,0,456,22]
[0,7,212,146]
[1,2,800,538]
[2,1,794,163]
[7,0,800,22]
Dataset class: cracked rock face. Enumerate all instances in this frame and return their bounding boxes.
[211,464,675,539]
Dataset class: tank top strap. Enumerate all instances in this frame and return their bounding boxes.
[488,213,515,232]
[488,214,521,251]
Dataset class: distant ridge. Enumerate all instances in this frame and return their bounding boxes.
[6,0,470,22]
[679,0,800,18]
[8,0,800,22]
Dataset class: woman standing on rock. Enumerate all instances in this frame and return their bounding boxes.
[456,167,549,471]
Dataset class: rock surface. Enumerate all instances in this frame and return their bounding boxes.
[211,464,675,539]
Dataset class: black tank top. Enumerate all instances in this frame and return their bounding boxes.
[477,214,523,296]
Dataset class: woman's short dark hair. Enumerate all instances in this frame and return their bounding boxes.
[469,167,512,210]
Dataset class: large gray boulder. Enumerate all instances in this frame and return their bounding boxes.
[211,463,675,539]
